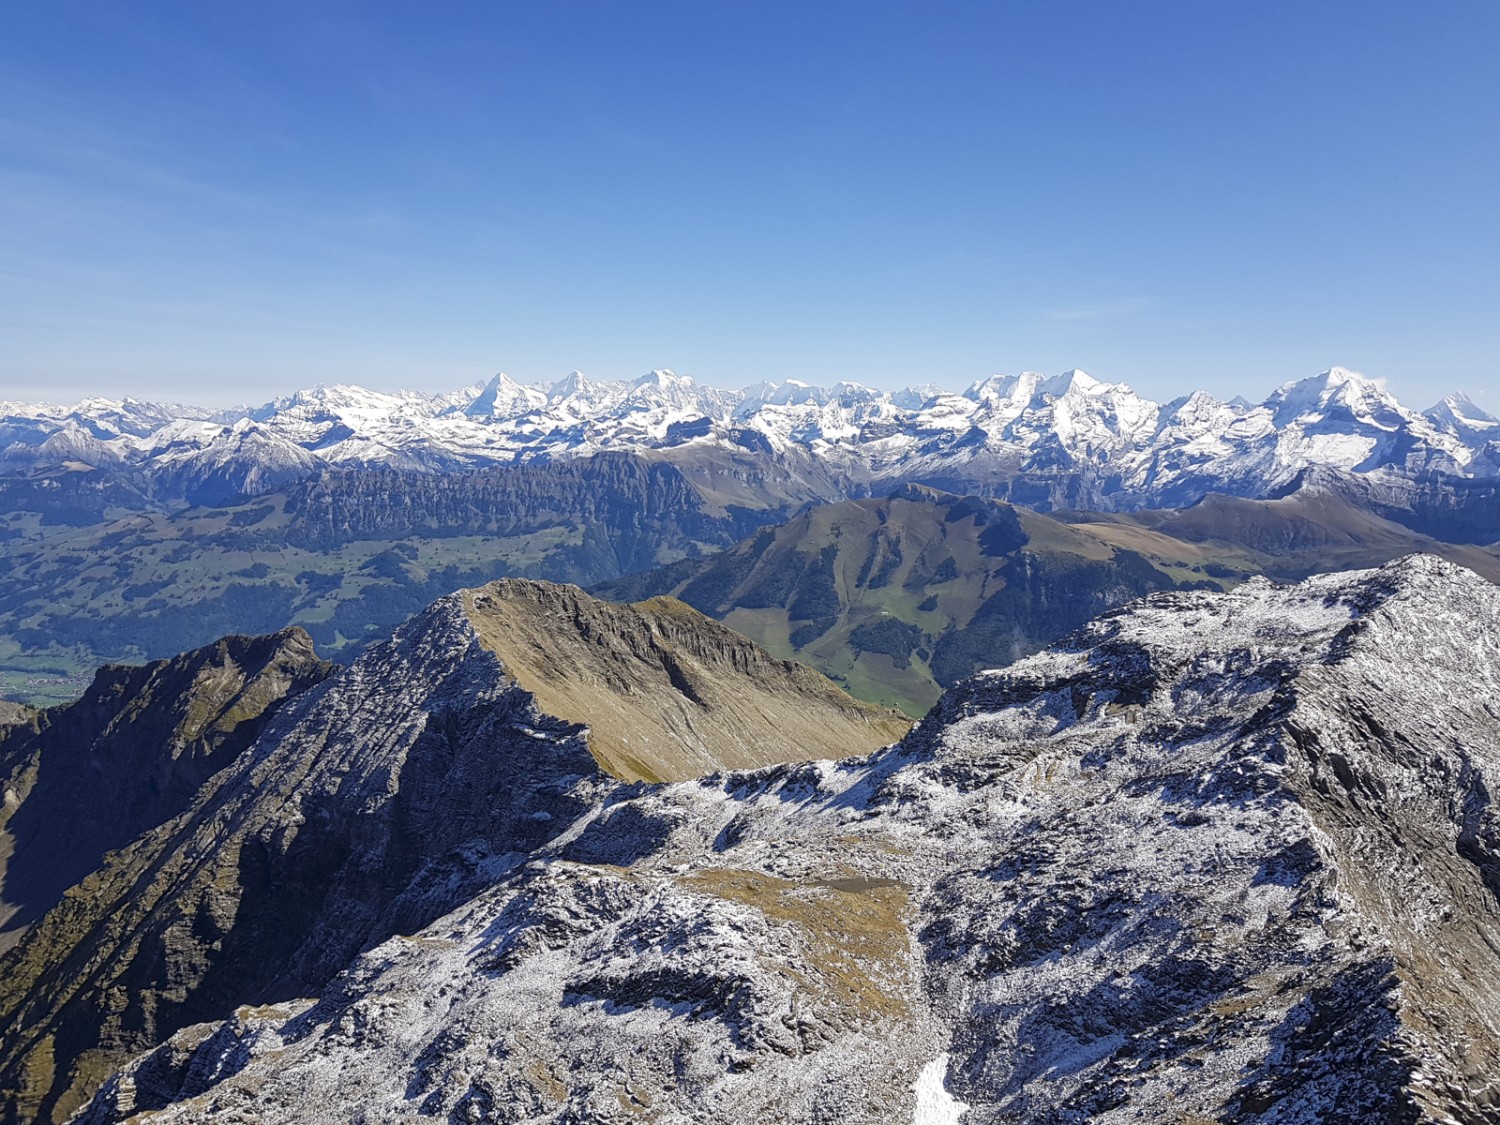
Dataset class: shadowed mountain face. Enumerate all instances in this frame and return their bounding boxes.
[1073,480,1500,569]
[1268,464,1500,545]
[596,484,1500,715]
[61,556,1500,1125]
[0,631,333,949]
[0,582,901,1125]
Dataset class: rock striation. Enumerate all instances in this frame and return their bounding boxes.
[0,582,903,1124]
[0,630,334,1122]
[0,629,332,950]
[65,555,1500,1124]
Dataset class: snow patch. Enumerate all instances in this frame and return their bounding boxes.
[912,1054,968,1125]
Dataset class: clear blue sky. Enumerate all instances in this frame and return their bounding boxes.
[3,1,1497,409]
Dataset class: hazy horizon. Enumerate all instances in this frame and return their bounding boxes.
[3,361,1489,416]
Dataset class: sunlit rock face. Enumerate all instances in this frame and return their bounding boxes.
[69,555,1500,1124]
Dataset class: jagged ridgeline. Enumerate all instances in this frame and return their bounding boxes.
[0,581,906,1124]
[20,556,1500,1124]
[596,484,1500,716]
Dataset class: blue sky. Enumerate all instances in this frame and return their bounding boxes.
[2,1,1498,408]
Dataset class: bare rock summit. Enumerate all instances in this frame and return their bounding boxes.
[0,581,905,1124]
[63,554,1500,1124]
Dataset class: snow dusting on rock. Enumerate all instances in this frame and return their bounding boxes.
[67,554,1500,1124]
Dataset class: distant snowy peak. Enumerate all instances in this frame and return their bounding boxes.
[460,373,548,420]
[1427,392,1499,434]
[631,368,689,391]
[627,368,736,415]
[963,370,1038,404]
[1038,368,1108,397]
[738,378,829,410]
[278,381,452,417]
[890,383,943,410]
[1,367,1495,505]
[547,370,593,401]
[1265,366,1412,428]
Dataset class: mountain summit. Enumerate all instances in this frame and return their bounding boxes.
[3,368,1493,510]
[0,581,902,1123]
[462,580,908,781]
[47,555,1500,1124]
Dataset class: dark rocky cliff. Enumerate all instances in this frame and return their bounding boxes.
[0,630,331,950]
[0,581,900,1124]
[281,454,779,572]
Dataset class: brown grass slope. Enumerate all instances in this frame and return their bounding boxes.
[462,580,911,782]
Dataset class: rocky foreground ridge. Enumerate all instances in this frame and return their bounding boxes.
[41,554,1500,1124]
[0,583,903,1124]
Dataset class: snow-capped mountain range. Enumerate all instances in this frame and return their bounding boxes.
[3,367,1498,508]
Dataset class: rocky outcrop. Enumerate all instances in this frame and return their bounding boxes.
[0,630,332,950]
[70,556,1500,1123]
[281,454,779,569]
[0,703,32,728]
[0,600,602,1125]
[0,582,901,1125]
[0,633,334,1123]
